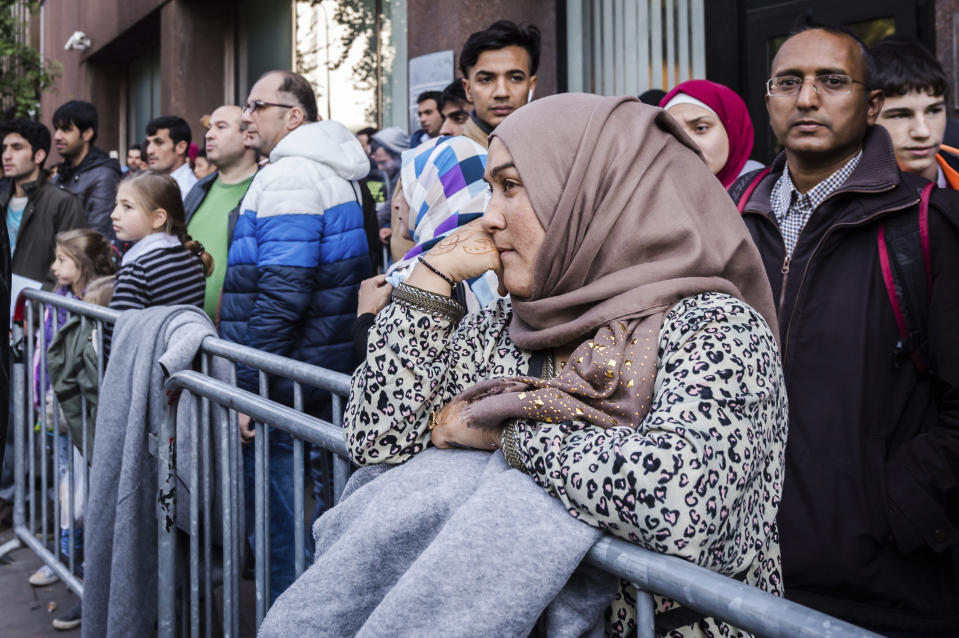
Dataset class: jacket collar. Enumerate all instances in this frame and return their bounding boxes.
[469,111,494,136]
[19,171,50,198]
[748,125,915,224]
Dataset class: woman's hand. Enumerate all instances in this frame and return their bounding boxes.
[408,221,504,295]
[430,400,505,451]
[357,274,393,316]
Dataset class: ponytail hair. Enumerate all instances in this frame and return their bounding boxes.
[120,172,215,277]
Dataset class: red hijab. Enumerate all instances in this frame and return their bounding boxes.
[660,80,754,188]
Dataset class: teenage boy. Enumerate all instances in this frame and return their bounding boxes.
[871,37,959,188]
[51,100,122,238]
[459,20,540,147]
[438,79,472,137]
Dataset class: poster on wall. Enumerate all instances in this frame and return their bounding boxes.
[408,50,454,134]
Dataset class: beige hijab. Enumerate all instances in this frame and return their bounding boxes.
[457,94,777,431]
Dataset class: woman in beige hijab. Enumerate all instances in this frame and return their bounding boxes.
[264,94,787,638]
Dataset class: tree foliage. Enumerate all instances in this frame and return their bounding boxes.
[301,0,378,90]
[0,0,60,119]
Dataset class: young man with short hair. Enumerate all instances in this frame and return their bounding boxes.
[183,105,258,322]
[871,37,959,188]
[438,79,471,137]
[0,119,85,286]
[733,25,959,637]
[145,115,197,199]
[51,100,122,238]
[459,20,540,147]
[124,144,144,175]
[411,91,442,146]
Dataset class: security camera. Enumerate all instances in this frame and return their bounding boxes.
[64,31,91,51]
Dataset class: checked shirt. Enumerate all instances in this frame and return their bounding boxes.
[770,151,862,256]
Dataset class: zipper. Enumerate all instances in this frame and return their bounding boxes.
[742,191,918,361]
[778,254,791,317]
[778,198,919,360]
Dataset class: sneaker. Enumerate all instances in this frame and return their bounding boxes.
[52,602,81,631]
[28,564,59,586]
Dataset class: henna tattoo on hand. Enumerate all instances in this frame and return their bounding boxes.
[463,237,496,255]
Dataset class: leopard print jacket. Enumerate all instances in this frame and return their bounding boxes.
[345,290,787,638]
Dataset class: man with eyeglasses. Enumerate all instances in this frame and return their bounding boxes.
[732,24,959,637]
[220,70,372,603]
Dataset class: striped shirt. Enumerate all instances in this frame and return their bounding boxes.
[106,245,206,353]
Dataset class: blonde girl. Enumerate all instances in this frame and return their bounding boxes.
[28,228,116,588]
[109,172,212,319]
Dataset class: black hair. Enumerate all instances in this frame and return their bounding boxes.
[439,80,469,111]
[638,89,667,106]
[146,115,192,148]
[129,143,142,152]
[459,20,541,77]
[870,37,947,98]
[416,91,441,106]
[0,119,51,165]
[356,126,378,138]
[258,70,319,123]
[790,22,876,90]
[52,100,99,143]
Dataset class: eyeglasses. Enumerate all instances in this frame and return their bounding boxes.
[242,99,296,114]
[766,74,866,97]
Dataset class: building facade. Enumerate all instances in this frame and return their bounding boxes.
[18,0,959,167]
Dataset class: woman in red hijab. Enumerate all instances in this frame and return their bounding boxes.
[660,79,764,188]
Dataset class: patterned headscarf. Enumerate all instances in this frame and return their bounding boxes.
[387,135,499,306]
[456,94,777,431]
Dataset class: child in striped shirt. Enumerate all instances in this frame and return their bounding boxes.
[108,172,212,346]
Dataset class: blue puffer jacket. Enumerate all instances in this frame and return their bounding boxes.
[219,121,372,406]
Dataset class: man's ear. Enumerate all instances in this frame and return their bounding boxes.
[527,76,537,102]
[175,140,189,157]
[866,89,884,126]
[34,148,47,167]
[287,106,305,131]
[81,128,95,144]
[151,208,169,231]
[462,77,473,104]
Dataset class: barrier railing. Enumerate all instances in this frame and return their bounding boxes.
[7,289,882,638]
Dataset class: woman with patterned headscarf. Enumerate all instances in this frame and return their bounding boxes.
[263,95,787,638]
[352,136,501,362]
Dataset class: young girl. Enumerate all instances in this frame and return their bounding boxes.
[29,228,116,588]
[108,172,212,324]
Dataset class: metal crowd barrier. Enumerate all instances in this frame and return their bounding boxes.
[6,289,881,638]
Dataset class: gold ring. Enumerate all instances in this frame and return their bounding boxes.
[428,411,438,430]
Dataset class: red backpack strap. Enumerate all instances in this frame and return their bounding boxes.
[736,167,772,214]
[918,181,934,295]
[877,224,921,370]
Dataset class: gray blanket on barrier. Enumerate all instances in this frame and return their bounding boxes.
[83,305,231,638]
[259,447,618,638]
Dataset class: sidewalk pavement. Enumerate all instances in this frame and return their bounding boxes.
[0,527,80,638]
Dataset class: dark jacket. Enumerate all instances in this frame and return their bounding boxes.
[54,146,122,240]
[183,169,254,251]
[0,181,9,467]
[734,126,959,636]
[1,173,86,287]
